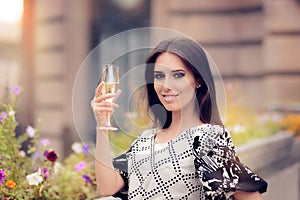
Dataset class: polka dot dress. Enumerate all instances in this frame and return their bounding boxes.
[112,124,267,200]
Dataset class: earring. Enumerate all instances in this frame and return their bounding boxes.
[196,84,201,89]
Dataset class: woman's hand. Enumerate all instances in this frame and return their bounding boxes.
[91,81,121,128]
[234,191,264,200]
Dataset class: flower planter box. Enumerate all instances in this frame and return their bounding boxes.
[237,132,300,176]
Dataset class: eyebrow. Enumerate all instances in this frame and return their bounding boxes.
[154,69,186,73]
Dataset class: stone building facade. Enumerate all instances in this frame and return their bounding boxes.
[152,0,300,111]
[18,0,300,156]
[21,0,91,154]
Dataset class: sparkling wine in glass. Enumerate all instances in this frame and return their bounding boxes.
[98,64,119,131]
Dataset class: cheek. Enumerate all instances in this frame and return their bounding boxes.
[154,83,161,93]
[178,81,197,101]
[178,79,196,92]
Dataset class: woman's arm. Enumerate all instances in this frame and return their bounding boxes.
[234,191,264,200]
[95,131,124,196]
[92,82,124,196]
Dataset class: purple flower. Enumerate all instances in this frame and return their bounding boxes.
[75,161,86,172]
[41,168,49,179]
[32,151,40,159]
[0,169,6,185]
[40,138,50,146]
[11,85,21,96]
[83,144,90,155]
[0,111,7,124]
[26,125,35,138]
[43,150,49,158]
[82,174,92,183]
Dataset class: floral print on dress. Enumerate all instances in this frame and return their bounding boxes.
[193,129,268,200]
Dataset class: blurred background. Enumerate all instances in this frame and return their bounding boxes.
[0,0,300,199]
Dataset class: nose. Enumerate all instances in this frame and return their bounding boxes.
[161,76,173,90]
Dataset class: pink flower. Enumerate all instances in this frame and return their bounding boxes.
[0,169,6,185]
[41,168,49,179]
[0,112,7,124]
[11,85,21,96]
[75,161,86,172]
[40,138,50,146]
[43,150,48,158]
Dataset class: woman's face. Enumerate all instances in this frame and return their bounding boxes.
[153,52,197,112]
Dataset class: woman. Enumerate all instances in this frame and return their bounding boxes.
[92,37,268,199]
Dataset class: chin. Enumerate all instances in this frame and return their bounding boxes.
[164,105,180,112]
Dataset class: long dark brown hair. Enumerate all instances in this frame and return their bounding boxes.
[145,37,223,129]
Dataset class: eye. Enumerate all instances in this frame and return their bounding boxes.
[154,73,165,80]
[173,72,185,78]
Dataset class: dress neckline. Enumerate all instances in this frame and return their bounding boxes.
[153,123,211,145]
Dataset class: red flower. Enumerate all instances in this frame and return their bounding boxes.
[46,150,58,162]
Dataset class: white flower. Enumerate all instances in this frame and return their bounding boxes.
[26,125,35,138]
[71,142,83,154]
[231,124,246,134]
[54,162,61,174]
[26,172,43,186]
[18,150,26,157]
[8,110,15,117]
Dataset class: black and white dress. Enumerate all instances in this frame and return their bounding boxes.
[112,124,267,200]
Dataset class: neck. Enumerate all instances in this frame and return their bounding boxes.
[168,107,201,133]
[155,107,202,143]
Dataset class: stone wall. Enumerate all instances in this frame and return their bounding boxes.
[151,0,300,111]
[237,133,300,200]
[22,0,91,156]
[263,0,300,110]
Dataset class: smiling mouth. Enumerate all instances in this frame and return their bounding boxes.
[162,94,179,97]
[162,94,179,101]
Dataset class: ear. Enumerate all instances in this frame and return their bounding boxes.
[196,78,203,89]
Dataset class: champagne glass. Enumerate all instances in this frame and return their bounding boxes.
[98,64,119,131]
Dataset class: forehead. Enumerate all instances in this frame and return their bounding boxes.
[154,52,189,71]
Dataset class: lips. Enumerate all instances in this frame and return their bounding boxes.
[162,94,179,102]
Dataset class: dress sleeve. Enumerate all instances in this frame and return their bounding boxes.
[112,150,130,200]
[193,127,268,199]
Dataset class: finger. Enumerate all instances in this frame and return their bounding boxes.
[94,81,104,98]
[92,101,119,109]
[93,107,114,113]
[93,93,117,103]
[113,89,122,103]
[92,102,115,112]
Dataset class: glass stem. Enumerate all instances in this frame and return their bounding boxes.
[106,113,112,127]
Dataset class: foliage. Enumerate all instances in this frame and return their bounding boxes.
[0,86,100,199]
[224,83,300,145]
[224,84,281,146]
[225,103,281,146]
[280,114,300,137]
